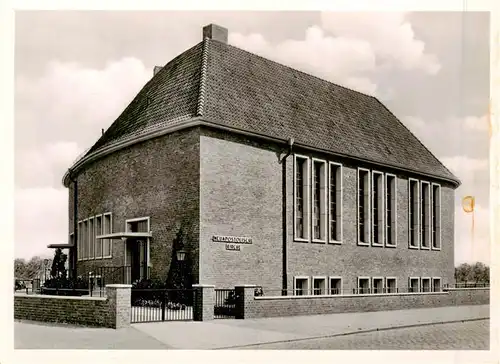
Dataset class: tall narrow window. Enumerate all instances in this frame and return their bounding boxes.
[421,182,431,249]
[294,277,309,296]
[372,171,384,246]
[312,277,326,295]
[329,277,342,295]
[82,220,88,259]
[432,184,441,250]
[385,277,397,293]
[408,179,419,248]
[372,277,384,294]
[358,169,371,245]
[329,163,342,243]
[357,277,371,294]
[294,155,310,241]
[432,277,442,292]
[77,222,83,260]
[312,159,327,241]
[409,277,420,293]
[95,215,103,258]
[103,213,112,257]
[88,217,95,259]
[385,174,397,247]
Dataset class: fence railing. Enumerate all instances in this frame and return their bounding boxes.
[214,289,237,319]
[130,288,194,323]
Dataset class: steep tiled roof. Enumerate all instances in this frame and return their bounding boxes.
[83,37,459,185]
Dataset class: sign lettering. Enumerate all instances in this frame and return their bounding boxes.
[212,235,252,244]
[225,243,241,251]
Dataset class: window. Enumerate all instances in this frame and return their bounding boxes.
[294,277,309,296]
[77,222,83,260]
[312,159,327,242]
[408,179,419,248]
[421,277,431,292]
[82,220,88,259]
[103,213,112,257]
[357,169,371,245]
[372,277,384,294]
[432,277,442,292]
[89,217,95,259]
[357,277,371,294]
[294,155,310,241]
[385,174,397,247]
[431,184,441,250]
[421,182,431,249]
[409,277,420,293]
[312,277,327,295]
[95,215,103,258]
[329,162,342,243]
[372,171,384,246]
[329,277,342,295]
[385,277,397,293]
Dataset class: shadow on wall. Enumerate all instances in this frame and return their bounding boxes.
[165,225,193,298]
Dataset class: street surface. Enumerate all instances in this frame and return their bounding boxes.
[235,320,490,350]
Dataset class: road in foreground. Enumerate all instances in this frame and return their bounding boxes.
[235,319,490,350]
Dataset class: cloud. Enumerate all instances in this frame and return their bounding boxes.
[16,142,84,188]
[463,115,489,132]
[441,156,488,176]
[15,57,152,149]
[15,187,68,259]
[320,12,441,74]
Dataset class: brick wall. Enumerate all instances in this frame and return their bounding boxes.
[69,128,201,282]
[199,128,455,291]
[241,288,489,319]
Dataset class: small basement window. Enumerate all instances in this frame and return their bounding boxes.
[294,277,309,296]
[385,277,397,293]
[329,277,342,295]
[357,277,371,294]
[409,277,420,293]
[432,277,442,292]
[312,277,327,295]
[372,277,384,294]
[421,277,431,292]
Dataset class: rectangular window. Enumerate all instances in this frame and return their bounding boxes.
[372,171,384,246]
[329,162,342,243]
[421,182,431,249]
[408,179,420,248]
[88,217,95,259]
[357,169,371,245]
[372,277,384,294]
[95,215,103,258]
[421,277,431,292]
[312,277,326,295]
[82,220,88,259]
[385,277,397,293]
[329,277,342,295]
[294,277,309,296]
[432,277,442,292]
[385,174,397,247]
[103,213,112,257]
[357,277,371,294]
[312,159,327,241]
[409,277,420,293]
[432,184,442,250]
[294,155,310,241]
[77,222,83,260]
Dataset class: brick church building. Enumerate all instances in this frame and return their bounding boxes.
[56,24,460,295]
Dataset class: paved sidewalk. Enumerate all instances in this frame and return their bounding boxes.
[133,305,489,349]
[15,305,489,350]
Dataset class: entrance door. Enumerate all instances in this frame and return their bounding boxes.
[129,241,141,283]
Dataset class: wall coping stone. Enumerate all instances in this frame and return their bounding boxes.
[106,284,133,288]
[14,293,106,301]
[255,292,450,300]
[444,287,489,291]
[192,284,215,288]
[235,284,257,288]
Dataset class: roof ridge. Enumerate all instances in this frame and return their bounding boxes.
[371,96,460,185]
[196,37,210,116]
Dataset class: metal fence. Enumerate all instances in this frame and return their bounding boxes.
[214,289,237,319]
[130,288,194,323]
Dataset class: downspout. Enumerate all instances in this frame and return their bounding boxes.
[68,169,78,280]
[280,138,294,296]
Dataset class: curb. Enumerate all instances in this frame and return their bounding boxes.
[214,317,490,350]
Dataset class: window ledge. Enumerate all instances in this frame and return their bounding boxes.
[420,246,431,250]
[431,247,442,251]
[312,239,326,244]
[357,242,370,246]
[371,243,384,247]
[385,244,397,248]
[328,240,342,245]
[408,245,419,250]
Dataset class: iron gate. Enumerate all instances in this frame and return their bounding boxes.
[131,288,194,323]
[214,289,237,319]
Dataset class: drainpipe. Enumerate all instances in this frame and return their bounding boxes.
[280,138,294,296]
[68,169,78,280]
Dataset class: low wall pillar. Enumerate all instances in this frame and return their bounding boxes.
[106,284,132,329]
[235,285,256,319]
[193,284,215,321]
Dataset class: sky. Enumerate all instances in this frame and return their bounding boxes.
[14,11,490,265]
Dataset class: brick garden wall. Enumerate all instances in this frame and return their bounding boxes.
[241,288,489,319]
[14,285,131,328]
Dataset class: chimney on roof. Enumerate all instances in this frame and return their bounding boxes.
[203,24,228,44]
[153,66,162,76]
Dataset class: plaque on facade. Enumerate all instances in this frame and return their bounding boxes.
[212,235,252,244]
